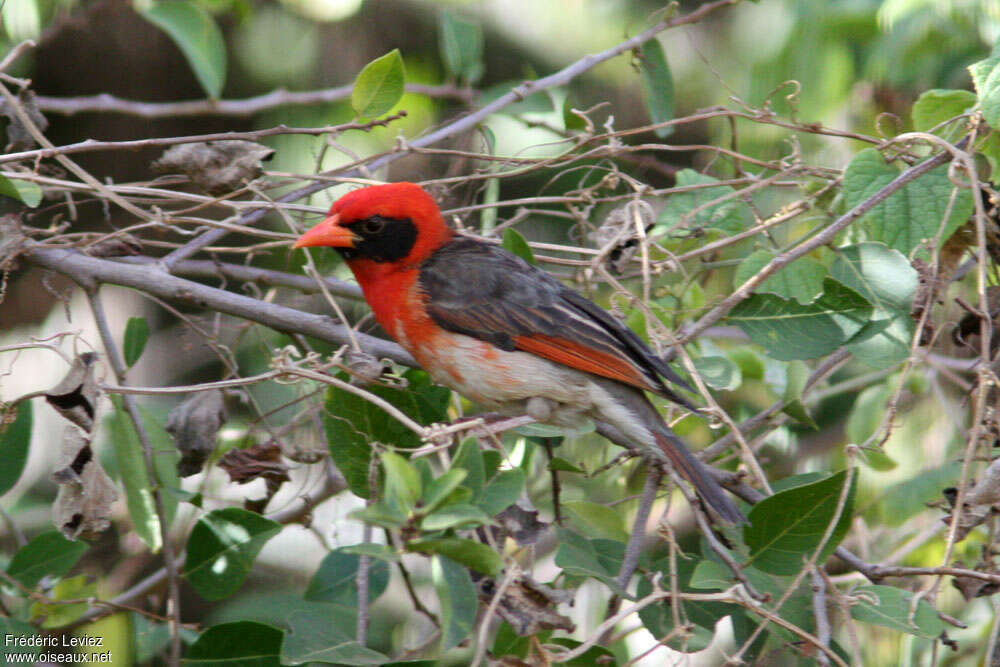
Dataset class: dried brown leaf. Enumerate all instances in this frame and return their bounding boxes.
[52,426,117,539]
[479,571,574,636]
[152,141,275,195]
[219,441,289,513]
[45,353,100,432]
[495,503,549,546]
[165,389,225,477]
[85,233,143,258]
[1,90,48,152]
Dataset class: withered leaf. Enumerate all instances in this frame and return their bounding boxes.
[152,141,275,195]
[0,214,26,271]
[45,353,100,432]
[85,232,143,258]
[219,441,289,513]
[952,571,1000,601]
[478,571,574,636]
[345,348,391,386]
[1,90,48,152]
[165,389,225,477]
[588,202,654,274]
[52,426,118,540]
[495,502,549,546]
[941,460,1000,541]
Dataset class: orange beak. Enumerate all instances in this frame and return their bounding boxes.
[292,214,359,249]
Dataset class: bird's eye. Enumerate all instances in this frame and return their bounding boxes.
[361,217,385,234]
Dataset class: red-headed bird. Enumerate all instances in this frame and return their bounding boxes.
[294,182,745,523]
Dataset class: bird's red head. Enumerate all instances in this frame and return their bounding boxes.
[293,182,453,268]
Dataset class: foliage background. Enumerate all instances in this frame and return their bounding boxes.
[2,0,1000,665]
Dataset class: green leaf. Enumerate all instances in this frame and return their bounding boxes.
[0,175,41,207]
[514,419,594,438]
[432,555,478,650]
[734,250,827,305]
[382,451,421,512]
[351,49,405,119]
[6,531,87,589]
[782,360,817,429]
[281,609,389,665]
[350,501,408,530]
[422,503,492,531]
[832,242,917,368]
[850,585,945,639]
[549,456,584,474]
[409,537,502,576]
[141,1,226,98]
[874,462,962,526]
[439,11,483,83]
[1,618,40,662]
[912,88,977,132]
[186,621,282,667]
[453,438,485,501]
[184,508,281,600]
[689,559,732,590]
[845,384,891,445]
[123,316,149,368]
[305,548,389,608]
[970,54,1000,128]
[553,529,619,588]
[843,148,974,255]
[563,94,586,131]
[421,468,468,514]
[480,82,553,115]
[502,228,535,264]
[727,347,765,380]
[339,543,400,562]
[108,401,162,552]
[729,278,874,360]
[323,370,450,499]
[0,401,32,496]
[639,39,674,138]
[547,638,616,666]
[479,468,525,516]
[692,356,742,391]
[564,501,628,543]
[744,470,856,575]
[29,574,94,628]
[656,169,746,234]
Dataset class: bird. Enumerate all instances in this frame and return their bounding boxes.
[293,182,746,523]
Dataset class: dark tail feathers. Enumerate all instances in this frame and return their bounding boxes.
[653,428,747,524]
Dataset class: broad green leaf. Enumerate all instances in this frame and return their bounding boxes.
[845,384,891,445]
[970,54,1000,128]
[549,457,584,474]
[29,574,94,628]
[432,555,477,650]
[563,94,586,131]
[0,175,41,207]
[350,501,407,529]
[912,88,977,132]
[727,347,765,380]
[693,356,742,391]
[281,609,388,665]
[744,470,856,575]
[656,169,746,234]
[734,250,827,305]
[6,531,87,589]
[339,543,400,562]
[382,451,421,512]
[1,618,40,662]
[323,370,450,498]
[514,419,594,438]
[305,548,389,608]
[832,243,917,368]
[843,148,973,255]
[108,400,161,552]
[184,508,281,600]
[553,529,618,588]
[639,39,674,138]
[874,461,962,526]
[728,278,873,360]
[439,11,483,83]
[453,438,485,500]
[141,1,226,98]
[351,49,405,119]
[123,316,149,368]
[850,585,945,639]
[421,468,467,514]
[502,228,535,264]
[770,472,828,493]
[479,468,525,516]
[689,559,732,590]
[186,621,282,667]
[831,243,917,314]
[421,503,492,531]
[0,401,31,496]
[564,501,628,542]
[782,360,817,429]
[408,537,502,575]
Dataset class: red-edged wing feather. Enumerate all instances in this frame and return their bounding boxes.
[418,238,697,411]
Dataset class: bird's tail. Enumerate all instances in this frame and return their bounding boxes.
[652,426,747,524]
